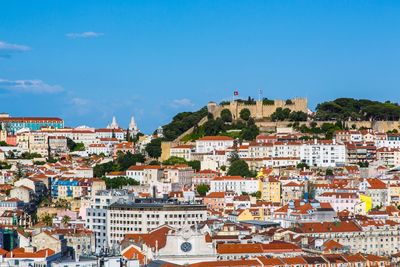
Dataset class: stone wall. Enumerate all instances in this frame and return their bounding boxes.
[256,120,400,132]
[208,97,308,120]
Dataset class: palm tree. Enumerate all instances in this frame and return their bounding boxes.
[42,214,53,227]
[61,215,71,228]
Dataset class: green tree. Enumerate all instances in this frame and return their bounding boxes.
[203,118,224,136]
[296,162,309,169]
[102,176,140,189]
[145,138,162,158]
[220,109,233,123]
[93,152,145,177]
[66,138,85,152]
[162,107,208,141]
[289,111,308,121]
[325,169,334,176]
[196,184,210,196]
[42,214,53,226]
[240,118,259,141]
[271,108,291,121]
[227,160,252,177]
[93,161,115,177]
[16,162,23,179]
[188,160,201,171]
[0,141,9,146]
[315,98,400,121]
[262,98,274,105]
[163,156,187,165]
[251,191,262,199]
[116,152,145,170]
[0,162,11,170]
[357,161,369,168]
[61,215,71,228]
[240,108,251,121]
[21,152,42,159]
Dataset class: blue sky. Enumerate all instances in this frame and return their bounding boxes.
[1,1,400,133]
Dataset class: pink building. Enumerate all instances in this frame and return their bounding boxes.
[204,192,226,211]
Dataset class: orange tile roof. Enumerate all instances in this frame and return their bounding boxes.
[6,248,55,258]
[256,257,285,265]
[122,225,173,250]
[205,192,225,198]
[122,245,146,265]
[296,221,362,233]
[198,136,234,141]
[217,241,301,254]
[127,165,162,170]
[366,178,387,189]
[189,260,261,267]
[212,176,244,181]
[323,240,344,252]
[281,256,308,264]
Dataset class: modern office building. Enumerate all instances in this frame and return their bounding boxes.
[106,198,207,247]
[85,189,132,253]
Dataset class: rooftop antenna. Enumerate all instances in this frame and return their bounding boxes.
[259,89,263,101]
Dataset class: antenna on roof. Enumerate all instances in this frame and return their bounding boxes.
[259,89,263,101]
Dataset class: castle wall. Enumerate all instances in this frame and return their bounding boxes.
[210,98,308,120]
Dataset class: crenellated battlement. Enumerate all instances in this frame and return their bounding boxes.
[208,97,308,120]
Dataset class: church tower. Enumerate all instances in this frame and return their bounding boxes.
[107,116,119,129]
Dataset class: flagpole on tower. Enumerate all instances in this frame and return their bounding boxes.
[259,89,263,101]
[233,90,239,102]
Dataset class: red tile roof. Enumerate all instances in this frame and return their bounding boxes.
[296,221,362,233]
[198,136,234,141]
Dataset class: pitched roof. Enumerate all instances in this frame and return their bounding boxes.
[366,178,387,189]
[323,240,344,252]
[216,241,301,254]
[189,259,261,267]
[296,221,362,233]
[205,192,225,198]
[122,225,173,250]
[121,245,146,265]
[198,136,234,141]
[212,176,245,181]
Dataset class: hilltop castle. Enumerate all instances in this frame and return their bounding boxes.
[207,97,308,120]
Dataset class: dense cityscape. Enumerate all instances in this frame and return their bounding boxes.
[0,96,400,266]
[2,1,400,266]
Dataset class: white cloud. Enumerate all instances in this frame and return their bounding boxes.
[66,32,104,39]
[0,41,30,58]
[170,98,195,108]
[0,79,63,93]
[70,97,90,106]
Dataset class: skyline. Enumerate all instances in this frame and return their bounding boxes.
[1,1,400,133]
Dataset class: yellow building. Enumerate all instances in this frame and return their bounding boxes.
[259,177,281,203]
[237,209,254,221]
[237,207,265,221]
[360,194,373,213]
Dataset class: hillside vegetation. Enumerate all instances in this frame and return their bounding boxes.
[315,98,400,121]
[159,97,400,143]
[162,107,208,141]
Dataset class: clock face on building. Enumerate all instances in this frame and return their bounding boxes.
[180,242,192,252]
